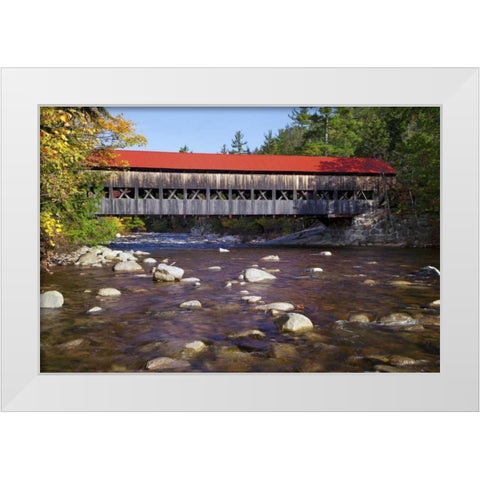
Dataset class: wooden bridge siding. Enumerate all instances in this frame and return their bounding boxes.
[97,170,391,216]
[98,171,389,191]
[99,198,376,216]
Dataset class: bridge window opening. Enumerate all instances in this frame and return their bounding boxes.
[355,190,374,200]
[163,189,183,200]
[253,190,273,200]
[186,189,207,200]
[296,190,314,200]
[232,190,252,200]
[139,188,160,199]
[210,190,229,200]
[232,190,251,200]
[110,187,133,199]
[103,187,111,198]
[315,190,334,200]
[338,190,355,200]
[276,190,294,200]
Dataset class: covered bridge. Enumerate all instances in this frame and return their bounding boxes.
[95,151,396,217]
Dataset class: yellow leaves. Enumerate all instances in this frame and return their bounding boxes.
[40,107,147,252]
[40,212,63,246]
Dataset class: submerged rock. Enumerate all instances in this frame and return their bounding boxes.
[145,357,190,371]
[241,295,262,303]
[98,288,121,297]
[87,306,102,313]
[272,342,298,359]
[319,251,332,256]
[390,280,414,287]
[275,312,314,333]
[59,338,84,349]
[389,355,417,367]
[208,266,222,271]
[113,260,144,272]
[244,268,276,283]
[228,329,266,339]
[306,267,323,273]
[40,290,64,308]
[348,313,371,323]
[374,364,403,373]
[179,300,202,309]
[417,315,440,326]
[182,340,207,356]
[377,313,417,326]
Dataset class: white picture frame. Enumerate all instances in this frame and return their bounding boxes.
[1,68,478,411]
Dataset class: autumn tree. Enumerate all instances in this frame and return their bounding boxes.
[40,107,146,261]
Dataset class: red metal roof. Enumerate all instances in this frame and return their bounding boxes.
[104,150,396,175]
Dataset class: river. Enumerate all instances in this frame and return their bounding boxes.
[40,232,440,373]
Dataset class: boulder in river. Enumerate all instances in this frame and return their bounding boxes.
[275,312,314,333]
[254,302,295,312]
[117,252,137,262]
[113,260,144,273]
[40,290,64,308]
[411,266,440,278]
[261,255,280,261]
[219,248,230,253]
[319,251,332,256]
[143,258,157,264]
[306,267,323,273]
[153,263,184,282]
[179,300,202,309]
[244,268,276,283]
[76,251,101,266]
[98,288,121,297]
[180,277,201,284]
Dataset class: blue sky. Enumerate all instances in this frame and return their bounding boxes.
[107,107,294,153]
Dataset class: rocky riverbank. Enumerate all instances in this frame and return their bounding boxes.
[263,211,439,248]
